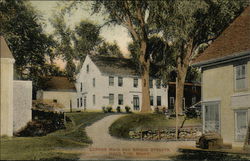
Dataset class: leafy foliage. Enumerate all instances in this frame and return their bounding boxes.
[0,0,58,96]
[97,41,123,58]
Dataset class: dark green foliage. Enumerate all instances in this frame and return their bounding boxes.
[116,106,121,113]
[125,106,131,113]
[0,0,56,96]
[97,41,123,58]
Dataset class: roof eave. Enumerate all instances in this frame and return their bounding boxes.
[192,50,250,68]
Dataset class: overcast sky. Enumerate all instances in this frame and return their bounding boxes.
[30,1,132,56]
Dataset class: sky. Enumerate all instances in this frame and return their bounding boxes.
[29,1,132,57]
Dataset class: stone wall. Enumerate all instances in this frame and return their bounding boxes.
[13,80,32,132]
[129,127,202,141]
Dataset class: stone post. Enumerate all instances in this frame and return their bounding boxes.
[0,36,15,136]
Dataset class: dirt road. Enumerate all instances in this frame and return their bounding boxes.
[80,114,195,160]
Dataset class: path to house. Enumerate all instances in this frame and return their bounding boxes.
[78,114,195,160]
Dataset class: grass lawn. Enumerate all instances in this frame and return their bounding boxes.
[109,113,202,138]
[0,112,110,160]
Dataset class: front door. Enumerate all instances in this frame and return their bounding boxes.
[133,95,140,111]
[204,102,220,133]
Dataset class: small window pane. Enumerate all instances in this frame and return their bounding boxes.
[93,78,95,87]
[150,96,154,106]
[157,96,161,106]
[134,78,138,88]
[109,76,114,86]
[93,95,95,105]
[109,94,114,105]
[118,94,123,105]
[235,110,247,141]
[118,77,123,87]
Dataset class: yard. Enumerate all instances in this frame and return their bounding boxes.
[109,113,202,139]
[0,112,110,160]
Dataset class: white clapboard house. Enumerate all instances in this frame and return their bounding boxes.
[75,55,168,111]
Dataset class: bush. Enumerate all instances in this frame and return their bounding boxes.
[185,108,198,118]
[116,106,121,113]
[154,106,160,114]
[107,106,113,113]
[162,107,167,114]
[102,106,107,113]
[125,106,131,113]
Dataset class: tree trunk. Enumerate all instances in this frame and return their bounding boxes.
[139,41,151,113]
[175,56,188,139]
[175,57,188,114]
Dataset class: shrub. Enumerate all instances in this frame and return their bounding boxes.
[154,106,160,114]
[116,106,121,113]
[102,106,107,113]
[125,106,131,113]
[106,106,113,113]
[162,106,167,114]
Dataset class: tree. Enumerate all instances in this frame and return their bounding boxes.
[51,13,102,80]
[97,41,123,58]
[0,0,56,97]
[152,0,244,138]
[92,1,158,112]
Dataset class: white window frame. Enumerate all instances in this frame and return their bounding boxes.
[202,101,221,134]
[234,64,247,91]
[118,77,123,87]
[86,64,89,73]
[157,96,161,106]
[118,94,123,105]
[93,78,95,87]
[93,95,95,105]
[150,96,154,106]
[234,109,248,142]
[133,78,138,88]
[109,93,114,105]
[109,76,114,86]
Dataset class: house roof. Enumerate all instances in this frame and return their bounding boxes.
[0,36,14,59]
[46,76,76,91]
[90,55,140,77]
[193,6,250,66]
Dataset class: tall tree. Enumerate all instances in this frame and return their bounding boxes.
[153,0,244,114]
[51,14,102,80]
[0,0,55,97]
[92,0,157,112]
[152,0,244,138]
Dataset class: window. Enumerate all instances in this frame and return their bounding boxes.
[157,96,161,106]
[53,99,57,103]
[86,64,89,73]
[80,97,83,107]
[77,98,79,108]
[93,78,95,87]
[84,96,87,108]
[118,94,123,105]
[204,102,220,133]
[235,110,248,141]
[109,76,114,86]
[149,79,153,88]
[156,79,161,89]
[80,82,83,92]
[235,64,247,90]
[109,94,114,105]
[170,97,175,108]
[118,77,123,87]
[93,95,95,105]
[150,96,154,106]
[133,78,138,88]
[192,96,196,105]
